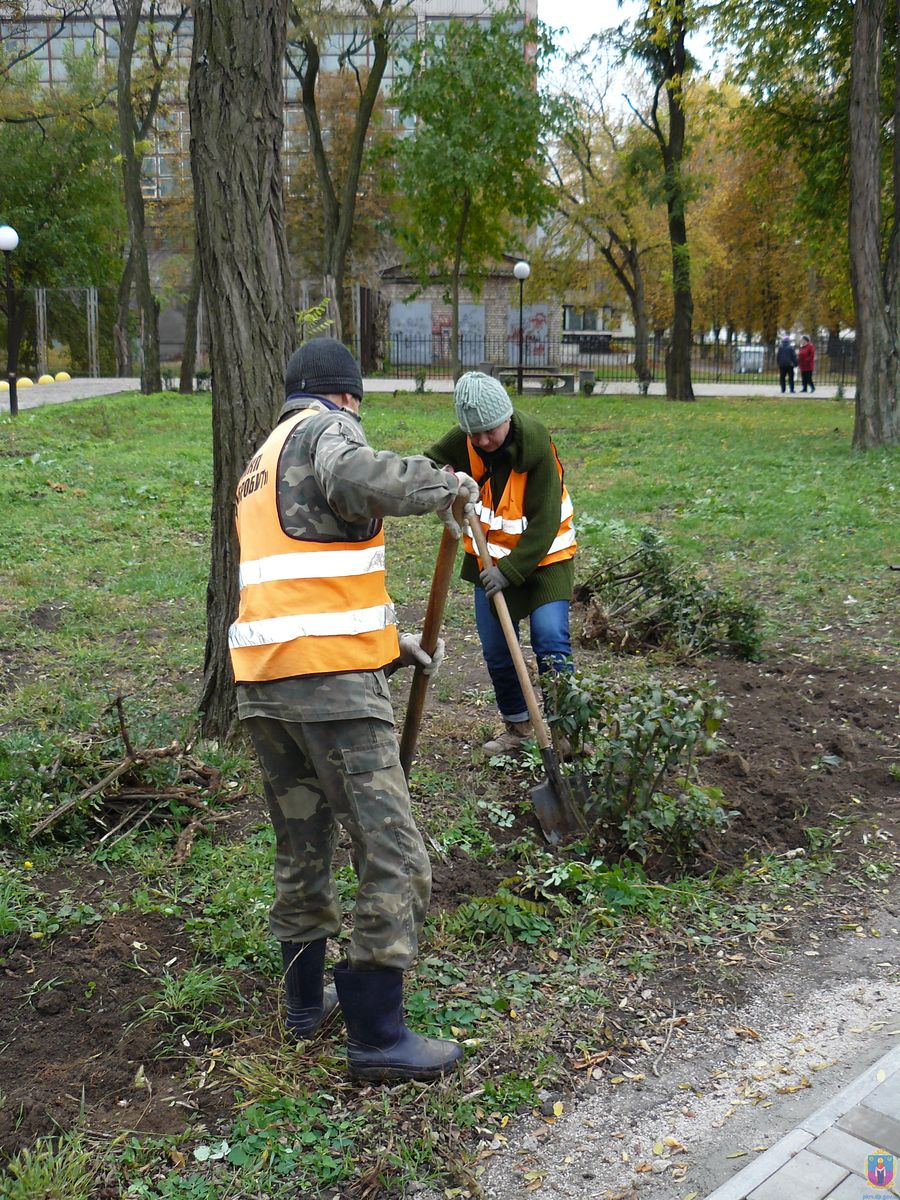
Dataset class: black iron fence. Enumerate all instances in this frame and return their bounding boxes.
[377,332,858,388]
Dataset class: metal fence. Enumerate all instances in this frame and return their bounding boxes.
[377,333,858,387]
[1,286,120,380]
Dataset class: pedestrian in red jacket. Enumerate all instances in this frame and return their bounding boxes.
[798,335,816,392]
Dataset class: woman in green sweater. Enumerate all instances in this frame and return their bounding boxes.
[425,372,577,755]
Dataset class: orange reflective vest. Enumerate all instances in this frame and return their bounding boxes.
[462,439,577,567]
[228,408,399,683]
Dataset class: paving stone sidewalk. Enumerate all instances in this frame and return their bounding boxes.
[703,1043,900,1200]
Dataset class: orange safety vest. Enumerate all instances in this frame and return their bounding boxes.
[228,408,399,683]
[463,439,577,567]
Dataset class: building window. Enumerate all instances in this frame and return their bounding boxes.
[563,306,598,332]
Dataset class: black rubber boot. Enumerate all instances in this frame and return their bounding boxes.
[281,939,339,1040]
[333,963,463,1083]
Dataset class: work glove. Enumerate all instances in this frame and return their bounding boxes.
[438,469,479,538]
[479,564,509,598]
[397,632,445,676]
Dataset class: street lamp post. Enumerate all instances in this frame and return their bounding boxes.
[0,225,20,418]
[513,260,530,395]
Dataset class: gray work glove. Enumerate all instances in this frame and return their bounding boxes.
[438,469,479,538]
[397,632,445,676]
[479,564,509,598]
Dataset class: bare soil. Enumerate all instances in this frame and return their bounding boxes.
[0,629,897,1172]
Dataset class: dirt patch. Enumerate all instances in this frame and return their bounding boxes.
[696,656,898,867]
[431,848,514,909]
[27,600,68,632]
[1,631,897,1167]
[0,911,247,1158]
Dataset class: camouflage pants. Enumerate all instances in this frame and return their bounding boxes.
[243,715,431,971]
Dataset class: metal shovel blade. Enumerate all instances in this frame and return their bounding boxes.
[530,746,587,846]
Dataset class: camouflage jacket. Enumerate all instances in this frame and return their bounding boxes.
[237,395,458,724]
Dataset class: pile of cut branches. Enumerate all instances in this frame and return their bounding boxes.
[23,698,245,860]
[574,529,762,660]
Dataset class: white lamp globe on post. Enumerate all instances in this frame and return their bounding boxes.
[513,260,530,395]
[0,224,20,418]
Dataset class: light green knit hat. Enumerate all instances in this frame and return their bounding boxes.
[454,371,514,434]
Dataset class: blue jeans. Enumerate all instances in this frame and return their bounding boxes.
[474,589,573,724]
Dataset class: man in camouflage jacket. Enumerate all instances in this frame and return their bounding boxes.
[230,339,478,1082]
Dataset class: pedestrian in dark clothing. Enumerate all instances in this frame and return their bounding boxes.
[776,336,797,393]
[798,335,816,392]
[229,338,479,1082]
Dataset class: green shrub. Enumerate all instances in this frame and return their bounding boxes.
[546,670,730,863]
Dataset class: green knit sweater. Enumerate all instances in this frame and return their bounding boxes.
[425,410,575,622]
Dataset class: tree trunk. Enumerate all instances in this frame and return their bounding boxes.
[179,251,202,393]
[190,0,294,740]
[323,272,342,342]
[114,247,134,377]
[631,250,651,388]
[449,192,470,383]
[848,0,900,447]
[653,12,694,401]
[115,0,162,394]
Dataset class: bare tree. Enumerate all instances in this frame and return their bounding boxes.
[552,77,660,388]
[190,0,294,739]
[113,0,186,393]
[287,0,400,340]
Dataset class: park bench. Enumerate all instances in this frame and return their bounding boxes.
[491,364,576,394]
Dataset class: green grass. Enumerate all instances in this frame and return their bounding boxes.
[0,388,896,1196]
[0,390,894,725]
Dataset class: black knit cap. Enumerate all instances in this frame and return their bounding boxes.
[284,337,363,400]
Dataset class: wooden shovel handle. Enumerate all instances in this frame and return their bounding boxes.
[466,514,551,753]
[399,496,465,778]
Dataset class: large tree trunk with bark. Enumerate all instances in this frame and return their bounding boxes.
[179,252,202,393]
[190,0,294,739]
[115,0,162,394]
[848,0,900,447]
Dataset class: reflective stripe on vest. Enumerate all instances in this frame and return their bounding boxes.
[463,439,577,566]
[229,408,398,683]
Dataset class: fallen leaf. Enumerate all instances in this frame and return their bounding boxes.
[726,1150,748,1159]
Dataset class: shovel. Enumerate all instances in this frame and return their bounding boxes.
[467,514,585,845]
[399,497,466,779]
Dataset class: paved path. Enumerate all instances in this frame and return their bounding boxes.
[1,376,856,414]
[703,1044,900,1199]
[0,377,140,413]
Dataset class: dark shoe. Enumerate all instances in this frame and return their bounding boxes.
[333,963,463,1083]
[282,939,339,1039]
